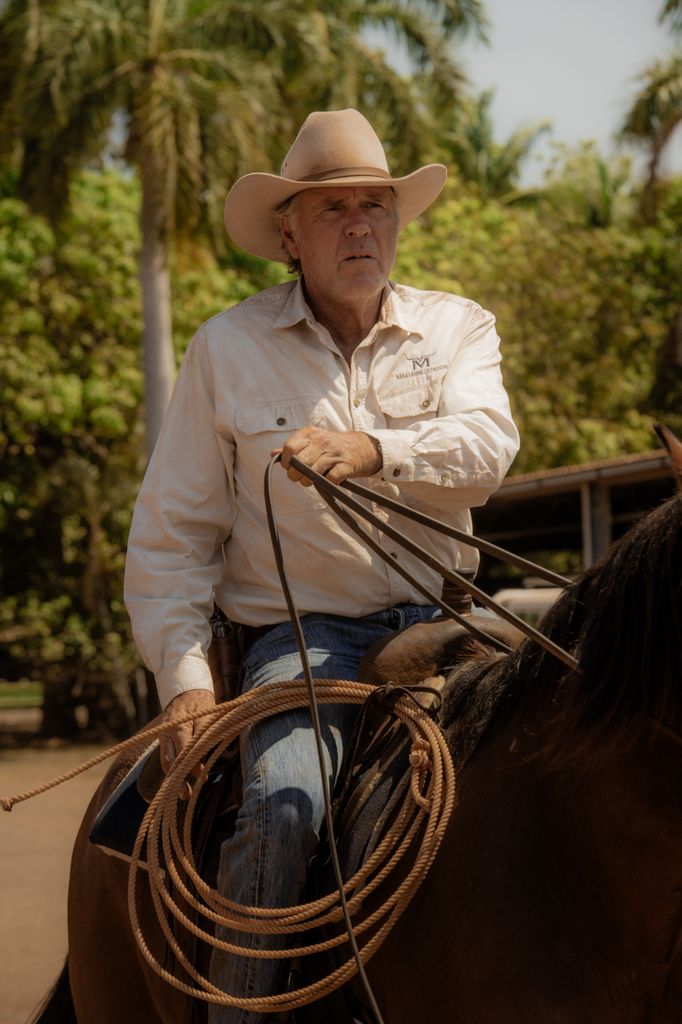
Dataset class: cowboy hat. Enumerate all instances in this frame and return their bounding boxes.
[223,109,447,263]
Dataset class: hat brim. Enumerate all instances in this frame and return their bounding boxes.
[224,164,447,263]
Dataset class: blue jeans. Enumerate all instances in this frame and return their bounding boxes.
[208,604,439,1024]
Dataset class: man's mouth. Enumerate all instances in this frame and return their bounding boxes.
[344,254,374,261]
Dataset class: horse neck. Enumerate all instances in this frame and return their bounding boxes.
[438,711,682,1017]
[513,706,682,966]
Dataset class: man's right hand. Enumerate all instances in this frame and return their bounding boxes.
[159,688,217,774]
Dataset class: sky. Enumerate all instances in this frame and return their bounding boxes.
[455,0,682,184]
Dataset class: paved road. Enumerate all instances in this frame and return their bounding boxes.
[0,743,110,1024]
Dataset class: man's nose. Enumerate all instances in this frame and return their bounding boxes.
[344,215,371,237]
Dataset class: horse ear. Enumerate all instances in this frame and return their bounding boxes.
[654,422,682,492]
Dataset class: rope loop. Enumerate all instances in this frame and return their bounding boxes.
[123,680,456,1011]
[2,679,456,1012]
[409,738,431,771]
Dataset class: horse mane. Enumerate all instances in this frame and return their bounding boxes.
[442,493,682,769]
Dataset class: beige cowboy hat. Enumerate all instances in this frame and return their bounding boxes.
[224,108,447,263]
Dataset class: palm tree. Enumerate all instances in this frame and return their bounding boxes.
[540,143,635,228]
[621,55,682,221]
[297,0,488,174]
[660,0,682,34]
[436,88,550,199]
[0,0,323,451]
[620,0,682,222]
[0,0,485,453]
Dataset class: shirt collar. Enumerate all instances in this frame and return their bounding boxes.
[272,279,313,331]
[378,282,424,339]
[272,277,423,339]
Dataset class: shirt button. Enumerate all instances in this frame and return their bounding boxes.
[353,398,361,408]
[392,467,401,477]
[421,399,431,409]
[440,473,448,482]
[277,417,286,426]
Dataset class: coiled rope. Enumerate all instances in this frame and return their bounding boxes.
[1,675,455,1013]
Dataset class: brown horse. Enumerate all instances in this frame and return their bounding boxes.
[31,489,682,1023]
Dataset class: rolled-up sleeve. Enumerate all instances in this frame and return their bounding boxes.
[124,329,235,709]
[367,305,519,511]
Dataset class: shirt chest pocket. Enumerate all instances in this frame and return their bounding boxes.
[234,396,328,516]
[378,378,443,426]
[235,396,327,438]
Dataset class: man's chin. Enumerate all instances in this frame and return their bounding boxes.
[341,264,387,291]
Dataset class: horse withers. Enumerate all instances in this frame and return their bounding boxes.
[31,493,682,1021]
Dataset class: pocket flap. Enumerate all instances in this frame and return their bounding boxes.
[235,396,325,435]
[379,382,440,419]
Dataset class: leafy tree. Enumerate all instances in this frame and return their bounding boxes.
[618,2,682,427]
[0,0,326,453]
[394,183,682,468]
[660,0,682,34]
[0,170,144,733]
[0,0,485,455]
[0,169,279,734]
[621,54,682,222]
[620,1,682,221]
[293,1,488,173]
[540,143,636,228]
[434,87,550,199]
[3,166,682,732]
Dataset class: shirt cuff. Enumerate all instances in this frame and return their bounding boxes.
[154,654,215,710]
[364,429,416,483]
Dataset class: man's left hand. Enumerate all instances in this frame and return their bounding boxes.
[277,427,382,486]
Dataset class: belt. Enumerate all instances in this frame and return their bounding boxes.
[239,622,281,654]
[237,585,473,657]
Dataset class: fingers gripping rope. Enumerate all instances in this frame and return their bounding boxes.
[1,678,456,1014]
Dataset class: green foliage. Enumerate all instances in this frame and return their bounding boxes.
[0,170,141,719]
[0,170,271,728]
[432,87,551,199]
[395,180,682,470]
[0,0,483,242]
[661,0,682,33]
[2,168,681,715]
[539,143,637,228]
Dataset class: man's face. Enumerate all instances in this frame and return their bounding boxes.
[279,186,399,314]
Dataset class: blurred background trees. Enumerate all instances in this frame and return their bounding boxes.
[0,0,680,736]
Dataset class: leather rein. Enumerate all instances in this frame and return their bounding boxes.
[276,455,578,671]
[263,455,578,1024]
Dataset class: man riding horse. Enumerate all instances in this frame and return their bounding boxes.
[123,108,519,1023]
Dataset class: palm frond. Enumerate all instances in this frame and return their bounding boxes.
[660,0,682,34]
[621,55,682,140]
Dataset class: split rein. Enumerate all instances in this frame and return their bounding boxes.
[0,456,578,1020]
[280,455,578,671]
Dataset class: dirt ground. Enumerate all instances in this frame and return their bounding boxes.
[0,719,110,1024]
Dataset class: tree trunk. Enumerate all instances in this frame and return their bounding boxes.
[139,150,176,457]
[640,115,682,224]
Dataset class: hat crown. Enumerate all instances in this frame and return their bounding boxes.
[280,109,390,182]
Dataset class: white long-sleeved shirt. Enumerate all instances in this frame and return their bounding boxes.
[124,279,519,708]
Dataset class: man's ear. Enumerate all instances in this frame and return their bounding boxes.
[278,217,300,261]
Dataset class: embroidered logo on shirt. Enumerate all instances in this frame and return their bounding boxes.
[395,353,447,380]
[409,354,433,370]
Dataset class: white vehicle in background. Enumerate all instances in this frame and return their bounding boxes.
[491,582,563,625]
